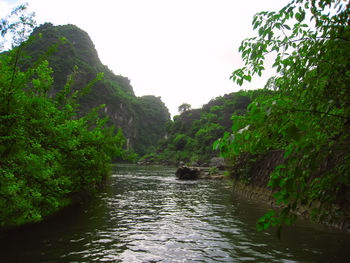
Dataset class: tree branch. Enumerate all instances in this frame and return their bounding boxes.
[289,108,348,120]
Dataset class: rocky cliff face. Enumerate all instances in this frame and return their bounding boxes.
[24,23,170,154]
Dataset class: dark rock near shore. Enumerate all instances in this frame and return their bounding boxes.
[175,166,200,180]
[175,166,225,180]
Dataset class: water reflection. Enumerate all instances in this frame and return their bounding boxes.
[0,164,349,262]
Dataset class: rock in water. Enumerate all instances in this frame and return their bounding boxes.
[175,166,200,180]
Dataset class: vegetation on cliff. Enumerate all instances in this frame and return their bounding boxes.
[216,0,350,231]
[0,5,126,228]
[141,90,265,165]
[22,22,170,156]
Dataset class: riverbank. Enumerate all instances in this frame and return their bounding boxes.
[139,158,350,232]
[230,178,350,232]
[222,151,350,232]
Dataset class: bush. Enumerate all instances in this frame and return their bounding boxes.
[0,38,124,228]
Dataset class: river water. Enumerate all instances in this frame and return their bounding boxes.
[0,164,349,262]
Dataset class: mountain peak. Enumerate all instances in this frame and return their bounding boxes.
[24,23,171,155]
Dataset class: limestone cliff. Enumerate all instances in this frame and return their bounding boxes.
[23,23,170,154]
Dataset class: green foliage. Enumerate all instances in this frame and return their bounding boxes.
[0,3,36,48]
[174,134,190,151]
[209,167,219,175]
[150,91,255,165]
[0,7,125,228]
[19,22,170,156]
[133,95,170,155]
[178,103,191,114]
[216,0,350,230]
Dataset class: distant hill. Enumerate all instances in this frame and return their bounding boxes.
[141,90,265,165]
[23,23,170,155]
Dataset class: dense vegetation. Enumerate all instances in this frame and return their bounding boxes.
[2,0,349,234]
[133,95,171,154]
[141,90,265,165]
[22,22,170,157]
[216,0,350,231]
[0,6,123,228]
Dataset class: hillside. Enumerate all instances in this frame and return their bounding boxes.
[141,90,264,165]
[22,23,170,155]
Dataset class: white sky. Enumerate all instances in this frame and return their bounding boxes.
[0,0,291,117]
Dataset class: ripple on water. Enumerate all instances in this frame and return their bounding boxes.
[1,165,350,262]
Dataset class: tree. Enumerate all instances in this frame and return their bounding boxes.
[216,0,350,232]
[178,103,191,113]
[0,5,125,228]
[0,3,36,49]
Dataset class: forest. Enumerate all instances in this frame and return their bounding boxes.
[140,90,264,165]
[0,0,349,234]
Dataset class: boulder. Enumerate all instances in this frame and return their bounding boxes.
[210,157,226,169]
[178,161,185,167]
[175,166,200,180]
[191,161,200,167]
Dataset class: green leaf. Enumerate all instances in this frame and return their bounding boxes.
[259,27,264,36]
[244,75,252,82]
[283,24,291,30]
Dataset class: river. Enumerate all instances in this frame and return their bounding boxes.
[0,164,349,262]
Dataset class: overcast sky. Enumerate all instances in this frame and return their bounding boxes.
[1,0,291,117]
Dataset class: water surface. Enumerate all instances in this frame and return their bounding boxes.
[0,164,349,262]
